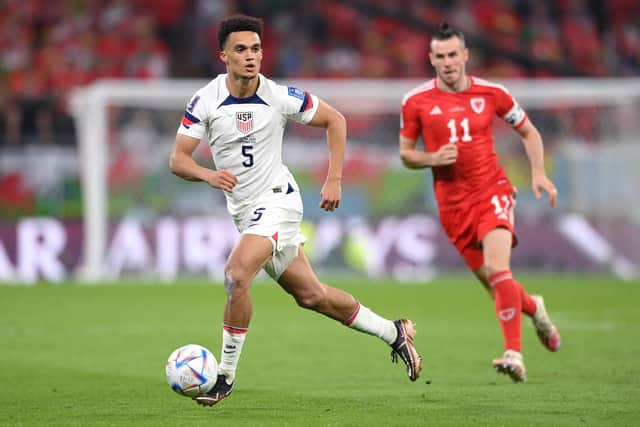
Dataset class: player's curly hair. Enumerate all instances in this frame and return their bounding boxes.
[432,21,466,47]
[218,14,264,50]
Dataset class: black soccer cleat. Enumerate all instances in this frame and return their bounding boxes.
[390,319,422,381]
[194,374,234,407]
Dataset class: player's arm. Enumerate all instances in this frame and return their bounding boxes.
[307,99,345,212]
[169,133,237,192]
[399,135,457,169]
[515,118,557,207]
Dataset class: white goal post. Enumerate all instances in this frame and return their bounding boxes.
[70,78,640,282]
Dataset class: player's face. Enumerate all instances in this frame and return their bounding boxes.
[429,37,469,89]
[220,31,262,80]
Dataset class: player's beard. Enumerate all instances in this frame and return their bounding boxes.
[440,67,467,91]
[442,68,458,83]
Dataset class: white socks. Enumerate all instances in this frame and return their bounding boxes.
[218,305,397,383]
[345,303,397,345]
[218,326,247,383]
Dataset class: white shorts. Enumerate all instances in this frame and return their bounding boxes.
[233,182,306,279]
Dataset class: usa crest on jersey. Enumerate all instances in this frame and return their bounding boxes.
[236,111,253,133]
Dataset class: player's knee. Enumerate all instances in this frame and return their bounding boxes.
[483,263,510,279]
[293,286,326,311]
[223,267,250,297]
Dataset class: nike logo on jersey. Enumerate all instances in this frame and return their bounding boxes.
[429,106,442,115]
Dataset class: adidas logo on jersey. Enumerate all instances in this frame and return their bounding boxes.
[429,106,442,115]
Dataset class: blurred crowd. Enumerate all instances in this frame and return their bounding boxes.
[0,0,639,146]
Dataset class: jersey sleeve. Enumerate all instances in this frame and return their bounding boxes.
[274,84,319,124]
[399,95,421,140]
[177,91,207,139]
[495,87,527,129]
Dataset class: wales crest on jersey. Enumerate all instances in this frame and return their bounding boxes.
[236,111,254,134]
[470,97,485,114]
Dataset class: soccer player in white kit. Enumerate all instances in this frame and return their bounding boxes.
[169,15,422,407]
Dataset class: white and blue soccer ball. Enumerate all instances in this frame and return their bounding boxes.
[165,344,218,397]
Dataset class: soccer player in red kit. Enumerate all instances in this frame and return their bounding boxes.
[399,22,561,382]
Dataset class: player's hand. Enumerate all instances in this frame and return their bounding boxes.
[431,143,458,166]
[532,171,557,208]
[205,169,237,192]
[320,178,341,212]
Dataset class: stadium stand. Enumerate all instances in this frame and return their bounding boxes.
[0,0,638,146]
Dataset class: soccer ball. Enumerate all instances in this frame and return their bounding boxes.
[165,344,218,397]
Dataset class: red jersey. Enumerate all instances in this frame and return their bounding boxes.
[400,76,527,209]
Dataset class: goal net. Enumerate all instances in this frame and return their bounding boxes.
[70,78,640,282]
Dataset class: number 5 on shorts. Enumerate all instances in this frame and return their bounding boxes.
[251,207,265,222]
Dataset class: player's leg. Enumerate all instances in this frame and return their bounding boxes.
[481,228,521,351]
[473,257,559,352]
[196,234,273,407]
[480,227,527,382]
[220,234,273,376]
[277,247,396,334]
[440,204,525,379]
[276,247,422,381]
[473,266,537,316]
[222,234,273,327]
[480,192,559,351]
[470,192,536,317]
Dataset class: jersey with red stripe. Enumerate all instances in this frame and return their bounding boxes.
[400,76,527,209]
[177,73,319,215]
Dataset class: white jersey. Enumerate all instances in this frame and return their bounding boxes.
[177,73,319,215]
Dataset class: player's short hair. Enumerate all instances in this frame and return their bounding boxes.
[431,21,466,48]
[218,15,264,50]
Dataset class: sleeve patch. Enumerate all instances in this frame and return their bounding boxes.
[504,103,526,127]
[287,86,305,100]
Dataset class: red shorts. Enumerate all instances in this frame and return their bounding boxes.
[439,185,518,271]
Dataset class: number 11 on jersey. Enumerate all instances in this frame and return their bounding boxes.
[447,118,472,143]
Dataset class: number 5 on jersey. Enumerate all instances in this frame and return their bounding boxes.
[242,145,254,167]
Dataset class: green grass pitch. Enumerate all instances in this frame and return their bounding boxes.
[1,274,639,426]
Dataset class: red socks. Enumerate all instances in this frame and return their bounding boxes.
[489,270,522,352]
[515,280,537,316]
